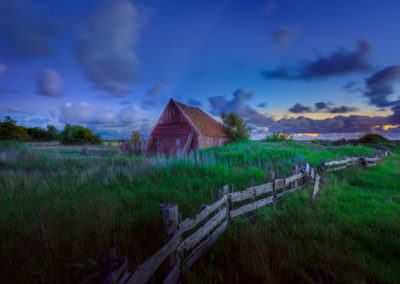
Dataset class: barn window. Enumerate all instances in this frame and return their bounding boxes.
[176,138,181,146]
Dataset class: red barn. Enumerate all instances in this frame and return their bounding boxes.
[150,98,229,154]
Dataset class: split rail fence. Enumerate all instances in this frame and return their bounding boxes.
[100,148,391,284]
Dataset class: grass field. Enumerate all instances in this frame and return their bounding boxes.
[0,140,398,283]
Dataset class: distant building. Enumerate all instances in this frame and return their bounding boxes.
[150,98,229,154]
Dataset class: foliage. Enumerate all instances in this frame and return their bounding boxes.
[359,132,388,144]
[59,124,102,145]
[264,132,293,142]
[220,112,251,142]
[28,125,59,141]
[0,116,30,141]
[131,131,142,143]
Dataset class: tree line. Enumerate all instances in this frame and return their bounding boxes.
[0,116,101,144]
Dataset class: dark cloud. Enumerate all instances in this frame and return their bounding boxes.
[120,100,131,105]
[289,103,312,113]
[35,69,63,97]
[208,88,273,126]
[257,102,267,108]
[270,115,389,134]
[77,0,147,96]
[364,65,400,107]
[289,102,358,114]
[188,99,202,107]
[261,39,372,80]
[329,106,359,113]
[0,0,64,56]
[315,102,328,110]
[273,26,295,48]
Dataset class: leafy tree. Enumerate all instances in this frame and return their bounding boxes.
[46,125,59,141]
[220,112,251,142]
[59,124,102,145]
[0,116,30,141]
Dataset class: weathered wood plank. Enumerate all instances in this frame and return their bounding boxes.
[284,173,303,185]
[276,184,306,199]
[230,196,274,218]
[181,207,227,251]
[325,159,348,166]
[127,233,181,284]
[162,221,228,284]
[112,256,127,284]
[231,183,273,202]
[312,174,320,200]
[178,195,227,234]
[367,163,376,167]
[186,220,228,267]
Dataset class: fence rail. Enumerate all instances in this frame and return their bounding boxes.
[101,148,391,284]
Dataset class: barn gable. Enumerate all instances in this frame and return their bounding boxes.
[150,99,229,154]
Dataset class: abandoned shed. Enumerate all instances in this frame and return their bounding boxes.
[150,98,229,154]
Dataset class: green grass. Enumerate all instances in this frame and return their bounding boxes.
[188,154,400,283]
[0,140,397,283]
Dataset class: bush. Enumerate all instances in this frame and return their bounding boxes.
[59,124,102,145]
[358,132,388,144]
[221,112,251,142]
[264,132,293,142]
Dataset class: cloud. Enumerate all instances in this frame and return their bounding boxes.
[288,102,359,114]
[59,102,143,138]
[257,102,267,108]
[188,99,202,107]
[364,65,400,107]
[261,39,372,80]
[288,103,311,113]
[76,0,147,96]
[270,115,389,134]
[0,0,64,56]
[0,63,7,75]
[208,88,273,126]
[146,84,166,97]
[35,69,63,97]
[273,26,295,48]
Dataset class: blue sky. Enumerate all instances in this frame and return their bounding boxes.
[1,0,400,139]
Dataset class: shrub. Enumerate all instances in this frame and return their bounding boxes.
[59,124,102,145]
[264,132,293,142]
[221,112,251,142]
[358,132,388,144]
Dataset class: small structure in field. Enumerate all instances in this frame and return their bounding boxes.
[150,98,229,154]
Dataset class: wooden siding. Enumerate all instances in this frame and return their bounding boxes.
[198,136,229,148]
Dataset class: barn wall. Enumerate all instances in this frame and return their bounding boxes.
[198,136,229,149]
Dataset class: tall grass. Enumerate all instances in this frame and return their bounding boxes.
[188,155,400,283]
[0,140,390,283]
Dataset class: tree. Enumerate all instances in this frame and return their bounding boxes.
[358,132,388,144]
[46,125,59,141]
[0,116,30,141]
[59,124,102,145]
[220,112,251,142]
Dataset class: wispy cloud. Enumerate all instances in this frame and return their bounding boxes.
[35,69,63,98]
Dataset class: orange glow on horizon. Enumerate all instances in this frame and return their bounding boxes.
[372,124,400,131]
[294,133,319,137]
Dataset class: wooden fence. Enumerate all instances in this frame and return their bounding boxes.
[100,149,391,284]
[119,139,150,155]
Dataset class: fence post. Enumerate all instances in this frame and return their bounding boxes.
[291,167,296,189]
[320,160,325,173]
[226,184,234,222]
[270,171,276,202]
[157,204,179,274]
[215,189,223,212]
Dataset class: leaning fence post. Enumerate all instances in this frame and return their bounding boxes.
[291,167,296,189]
[312,174,320,200]
[157,203,179,274]
[215,189,223,212]
[226,184,234,221]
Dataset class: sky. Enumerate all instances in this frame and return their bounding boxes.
[1,0,400,140]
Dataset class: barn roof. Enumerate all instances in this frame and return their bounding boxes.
[174,100,228,138]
